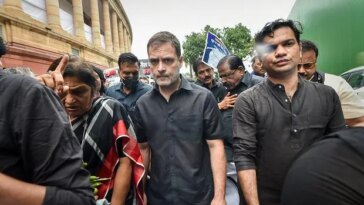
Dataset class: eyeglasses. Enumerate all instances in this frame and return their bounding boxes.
[219,69,237,79]
[149,57,177,66]
[298,62,315,69]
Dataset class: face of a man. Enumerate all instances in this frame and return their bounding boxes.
[252,58,265,76]
[62,76,94,121]
[148,42,182,88]
[119,62,139,81]
[196,63,214,86]
[218,62,243,91]
[260,27,301,79]
[298,50,317,80]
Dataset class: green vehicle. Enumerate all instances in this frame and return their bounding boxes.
[289,0,364,76]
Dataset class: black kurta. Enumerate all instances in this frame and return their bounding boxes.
[233,78,345,205]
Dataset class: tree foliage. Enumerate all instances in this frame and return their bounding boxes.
[182,23,253,67]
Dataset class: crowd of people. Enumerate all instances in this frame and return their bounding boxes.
[1,18,364,205]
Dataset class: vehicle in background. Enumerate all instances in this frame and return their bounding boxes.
[341,66,364,99]
[103,67,120,88]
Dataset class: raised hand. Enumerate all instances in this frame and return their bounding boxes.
[36,55,69,98]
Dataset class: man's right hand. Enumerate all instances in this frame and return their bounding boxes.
[36,55,69,98]
[218,92,238,110]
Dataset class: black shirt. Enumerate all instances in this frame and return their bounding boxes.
[195,79,227,103]
[221,71,264,162]
[233,78,345,205]
[282,127,364,205]
[0,72,95,205]
[134,76,223,205]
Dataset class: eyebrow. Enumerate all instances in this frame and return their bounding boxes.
[67,84,89,91]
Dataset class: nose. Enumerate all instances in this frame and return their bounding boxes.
[275,45,287,57]
[297,64,305,74]
[64,93,76,105]
[156,61,166,73]
[202,72,210,78]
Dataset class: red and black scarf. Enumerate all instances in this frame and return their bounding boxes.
[73,97,144,205]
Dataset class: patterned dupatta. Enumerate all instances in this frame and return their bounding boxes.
[72,97,145,205]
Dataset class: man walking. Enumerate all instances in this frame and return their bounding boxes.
[134,31,227,205]
[233,19,345,205]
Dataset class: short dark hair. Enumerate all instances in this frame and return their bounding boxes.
[301,40,319,58]
[192,57,209,74]
[217,54,245,71]
[147,31,181,58]
[255,19,303,44]
[118,52,140,67]
[0,37,6,57]
[63,62,96,93]
[91,65,106,95]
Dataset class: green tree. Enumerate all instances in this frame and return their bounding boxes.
[223,23,253,59]
[182,23,253,68]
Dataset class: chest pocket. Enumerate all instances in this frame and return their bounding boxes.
[174,114,203,142]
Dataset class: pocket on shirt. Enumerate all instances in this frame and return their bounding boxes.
[174,114,203,142]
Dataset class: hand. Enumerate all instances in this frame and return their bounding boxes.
[218,92,238,110]
[36,55,69,98]
[211,197,227,205]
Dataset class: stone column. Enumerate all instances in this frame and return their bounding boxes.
[90,0,101,47]
[46,0,61,29]
[72,0,85,39]
[102,0,113,53]
[118,21,124,53]
[126,31,131,51]
[3,0,22,10]
[123,26,128,52]
[111,11,120,54]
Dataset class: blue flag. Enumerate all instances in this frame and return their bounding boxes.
[202,32,230,70]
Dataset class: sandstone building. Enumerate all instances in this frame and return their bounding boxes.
[0,0,132,74]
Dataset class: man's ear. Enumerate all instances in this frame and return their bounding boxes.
[299,42,302,59]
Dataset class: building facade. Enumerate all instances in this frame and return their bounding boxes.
[0,0,132,74]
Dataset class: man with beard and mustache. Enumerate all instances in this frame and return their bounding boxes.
[106,52,152,119]
[134,31,227,205]
[216,54,264,163]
